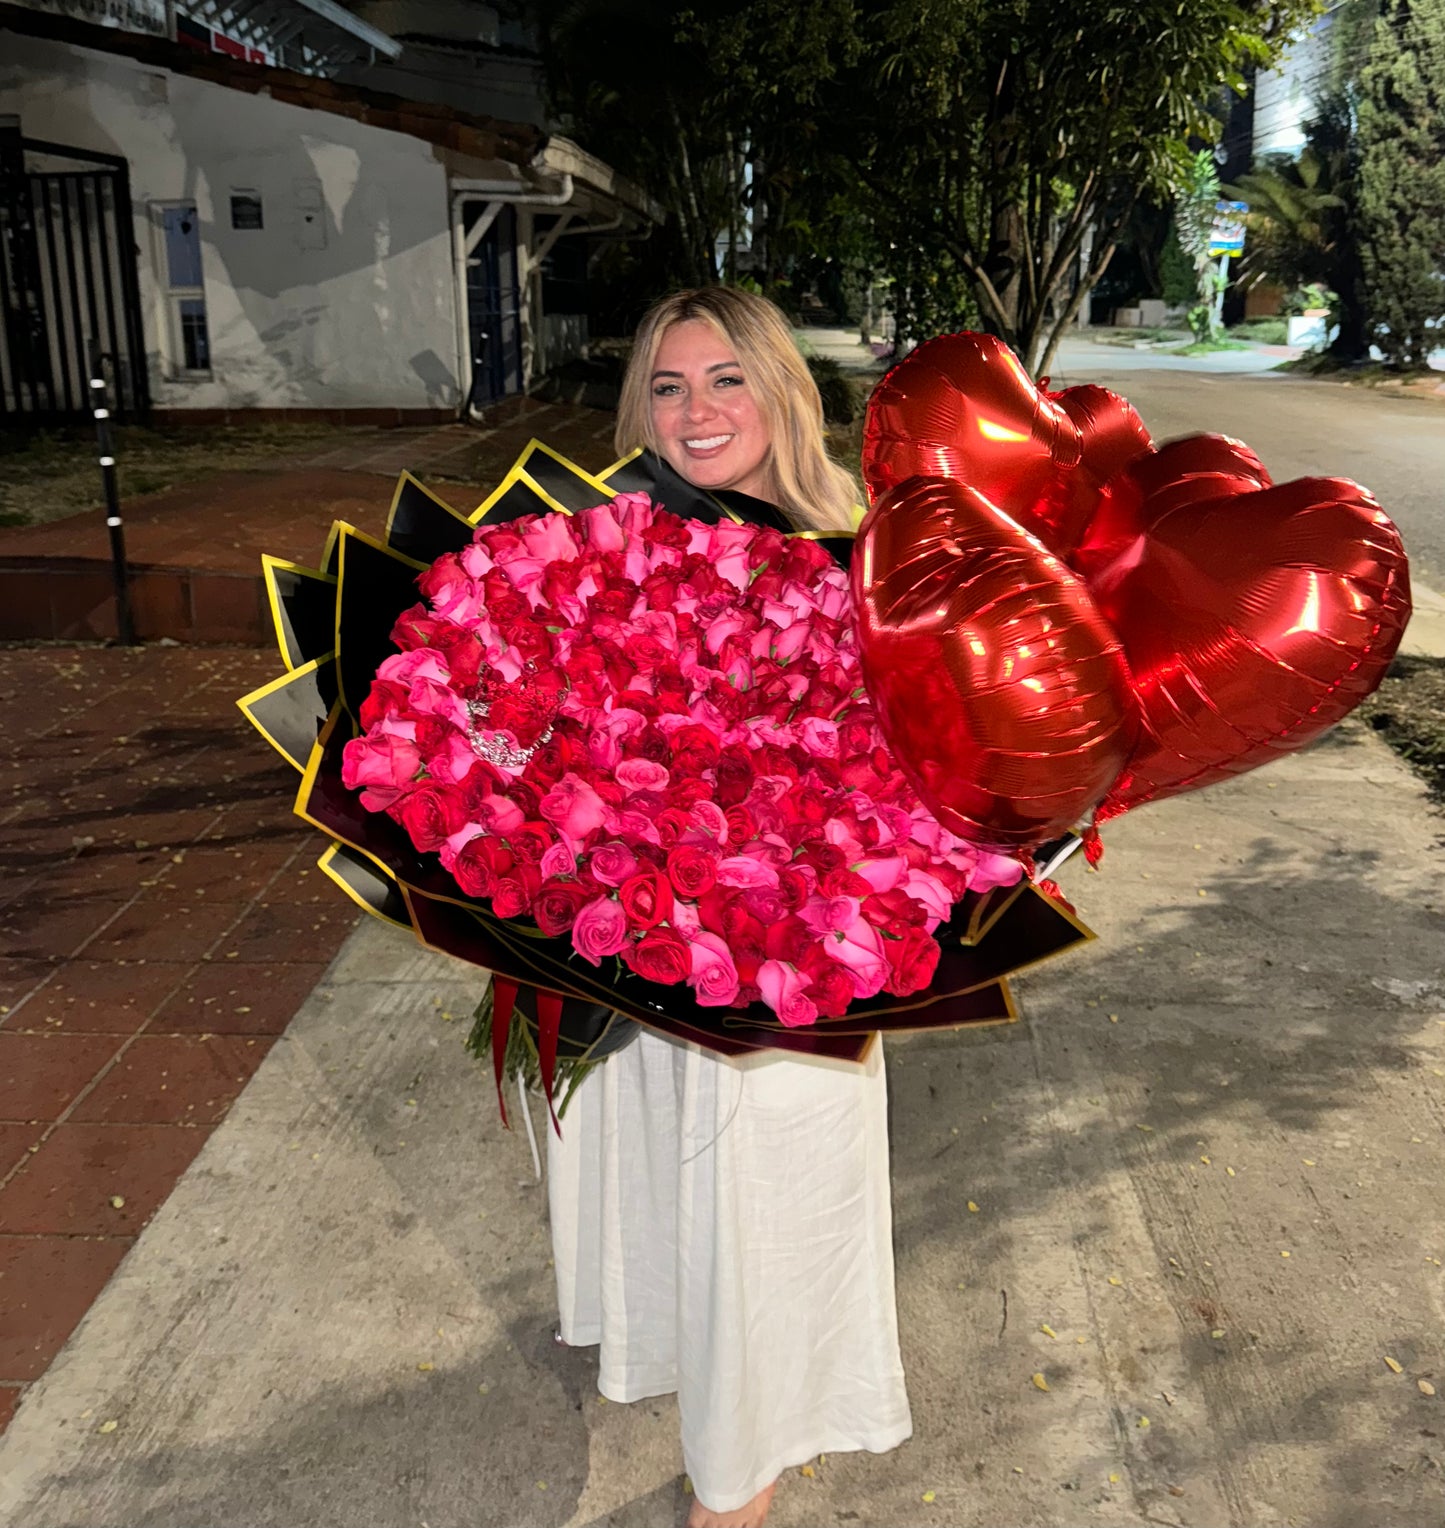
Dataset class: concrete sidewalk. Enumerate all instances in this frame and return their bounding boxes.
[0,682,1442,1528]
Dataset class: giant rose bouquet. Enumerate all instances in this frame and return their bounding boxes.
[342,491,1021,1027]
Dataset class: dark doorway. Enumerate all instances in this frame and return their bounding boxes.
[462,200,522,412]
[0,131,150,426]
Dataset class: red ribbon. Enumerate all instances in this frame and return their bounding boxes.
[536,988,564,1136]
[491,977,517,1128]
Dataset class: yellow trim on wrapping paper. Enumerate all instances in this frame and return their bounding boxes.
[235,653,337,773]
[513,438,616,501]
[333,522,429,722]
[469,462,572,524]
[261,554,336,673]
[789,528,858,543]
[382,470,472,549]
[599,445,644,485]
[320,520,342,575]
[317,841,411,930]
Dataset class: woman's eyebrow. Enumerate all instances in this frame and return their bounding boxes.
[651,361,743,379]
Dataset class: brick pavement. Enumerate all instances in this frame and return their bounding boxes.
[0,398,621,644]
[0,645,358,1433]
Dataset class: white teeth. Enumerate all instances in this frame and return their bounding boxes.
[684,435,731,449]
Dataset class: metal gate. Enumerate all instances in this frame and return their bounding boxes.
[0,135,150,426]
[463,200,522,412]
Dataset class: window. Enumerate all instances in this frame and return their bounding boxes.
[157,203,211,376]
[230,191,263,231]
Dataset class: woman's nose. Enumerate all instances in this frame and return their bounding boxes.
[682,390,715,426]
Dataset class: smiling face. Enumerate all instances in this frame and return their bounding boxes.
[648,319,776,501]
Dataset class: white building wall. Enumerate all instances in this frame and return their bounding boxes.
[0,31,464,411]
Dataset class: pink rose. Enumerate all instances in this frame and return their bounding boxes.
[341,732,423,810]
[577,501,626,553]
[571,896,630,965]
[539,841,576,880]
[852,855,908,894]
[972,851,1025,893]
[902,869,953,926]
[829,916,890,999]
[757,960,819,1028]
[376,647,451,688]
[798,894,860,935]
[539,772,608,843]
[521,512,580,565]
[588,840,639,887]
[474,792,526,836]
[715,855,780,890]
[687,931,741,1008]
[615,757,670,794]
[797,716,839,758]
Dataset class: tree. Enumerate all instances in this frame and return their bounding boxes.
[825,0,1318,374]
[1174,150,1227,340]
[1356,0,1445,368]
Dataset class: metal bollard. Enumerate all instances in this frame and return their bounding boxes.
[89,344,135,647]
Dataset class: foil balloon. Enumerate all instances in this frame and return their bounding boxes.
[862,331,1153,557]
[852,475,1138,853]
[1073,437,1413,817]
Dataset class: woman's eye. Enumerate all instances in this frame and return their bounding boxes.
[715,374,744,389]
[652,382,682,397]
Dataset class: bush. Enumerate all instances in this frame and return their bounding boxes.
[806,355,857,424]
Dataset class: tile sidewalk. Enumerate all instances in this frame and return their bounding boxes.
[0,645,358,1432]
[0,399,622,644]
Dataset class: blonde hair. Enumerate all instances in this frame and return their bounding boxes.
[615,287,858,533]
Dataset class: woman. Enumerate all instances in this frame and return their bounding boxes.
[546,288,912,1528]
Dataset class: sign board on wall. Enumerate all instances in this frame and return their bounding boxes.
[11,0,172,37]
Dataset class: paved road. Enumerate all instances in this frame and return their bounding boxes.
[1047,354,1445,592]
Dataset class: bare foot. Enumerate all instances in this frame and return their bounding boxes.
[685,1480,776,1528]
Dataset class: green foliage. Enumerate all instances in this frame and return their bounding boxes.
[804,355,857,424]
[1356,0,1445,369]
[1176,150,1224,341]
[541,0,1318,367]
[1160,222,1198,308]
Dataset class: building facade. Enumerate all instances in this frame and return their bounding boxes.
[0,0,657,425]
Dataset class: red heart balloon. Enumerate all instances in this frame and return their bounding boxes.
[1073,437,1412,816]
[852,476,1137,852]
[862,332,1153,557]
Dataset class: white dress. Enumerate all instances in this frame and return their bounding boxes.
[546,1027,913,1513]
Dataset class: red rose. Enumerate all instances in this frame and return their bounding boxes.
[670,723,720,776]
[722,804,756,849]
[617,868,672,930]
[885,927,941,996]
[417,551,465,603]
[359,678,412,731]
[622,632,671,670]
[624,926,692,985]
[809,962,856,1018]
[508,821,555,864]
[714,746,754,807]
[652,807,693,848]
[668,777,715,810]
[534,877,592,937]
[667,845,717,899]
[391,783,469,852]
[491,863,541,919]
[452,835,514,899]
[777,868,811,913]
[861,887,927,932]
[764,915,812,965]
[821,866,872,899]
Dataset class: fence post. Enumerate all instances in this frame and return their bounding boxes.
[89,342,135,646]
